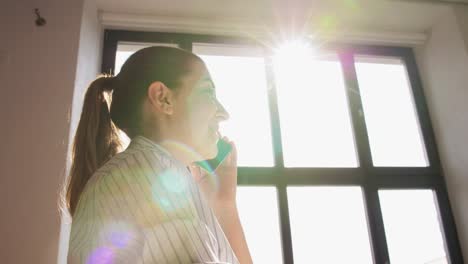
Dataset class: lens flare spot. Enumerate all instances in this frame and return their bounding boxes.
[319,15,338,32]
[99,221,135,249]
[159,168,188,194]
[151,176,190,213]
[86,246,114,264]
[110,231,130,248]
[274,39,316,67]
[159,197,171,209]
[343,0,359,11]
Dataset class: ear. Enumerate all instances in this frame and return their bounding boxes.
[147,81,175,115]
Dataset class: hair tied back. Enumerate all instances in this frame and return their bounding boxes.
[99,73,116,93]
[92,74,115,105]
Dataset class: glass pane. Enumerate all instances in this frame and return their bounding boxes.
[273,53,358,167]
[115,42,179,149]
[236,187,283,264]
[193,44,274,167]
[355,56,429,167]
[287,187,373,263]
[115,42,179,74]
[379,190,448,264]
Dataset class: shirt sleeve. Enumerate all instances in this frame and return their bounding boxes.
[67,170,146,264]
[70,150,225,264]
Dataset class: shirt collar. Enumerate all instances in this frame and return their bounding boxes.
[128,135,173,157]
[129,135,199,172]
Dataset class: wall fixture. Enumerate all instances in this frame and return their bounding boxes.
[34,8,46,27]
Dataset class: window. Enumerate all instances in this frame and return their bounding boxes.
[193,44,274,167]
[379,190,448,264]
[355,56,428,167]
[236,187,283,263]
[288,187,373,263]
[273,53,358,167]
[115,42,179,75]
[104,30,462,264]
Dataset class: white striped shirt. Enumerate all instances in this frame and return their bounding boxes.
[67,135,240,264]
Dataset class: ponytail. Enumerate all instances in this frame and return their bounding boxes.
[64,74,123,217]
[60,46,203,218]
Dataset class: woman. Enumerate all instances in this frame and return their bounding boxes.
[64,46,253,264]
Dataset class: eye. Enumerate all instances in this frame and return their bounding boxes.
[201,88,216,98]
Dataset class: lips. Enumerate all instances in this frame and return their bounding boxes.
[208,126,220,139]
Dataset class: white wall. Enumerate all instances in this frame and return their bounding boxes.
[57,0,104,262]
[0,0,102,263]
[415,6,468,261]
[454,6,468,55]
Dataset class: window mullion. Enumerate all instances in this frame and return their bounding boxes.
[179,39,192,52]
[400,51,441,172]
[338,52,373,168]
[434,182,465,263]
[363,184,390,264]
[277,183,295,264]
[339,52,390,264]
[102,29,119,75]
[264,55,285,168]
[264,48,294,263]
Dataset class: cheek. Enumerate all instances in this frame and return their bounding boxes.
[187,99,217,137]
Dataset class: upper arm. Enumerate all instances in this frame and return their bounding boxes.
[68,172,146,264]
[102,152,198,227]
[88,152,221,263]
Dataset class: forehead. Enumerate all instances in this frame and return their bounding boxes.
[196,74,214,87]
[188,62,214,88]
[176,61,214,96]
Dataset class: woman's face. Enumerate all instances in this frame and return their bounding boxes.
[172,61,229,159]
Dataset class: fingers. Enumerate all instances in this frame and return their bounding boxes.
[222,136,237,166]
[189,164,208,182]
[189,164,201,181]
[230,140,237,164]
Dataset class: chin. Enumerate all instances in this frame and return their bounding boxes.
[203,139,218,159]
[206,144,218,159]
[196,134,218,160]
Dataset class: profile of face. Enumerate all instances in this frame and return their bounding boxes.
[145,60,229,161]
[187,63,230,158]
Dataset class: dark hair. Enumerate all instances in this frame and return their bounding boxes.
[62,46,202,217]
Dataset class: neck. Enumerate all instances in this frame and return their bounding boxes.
[144,133,203,166]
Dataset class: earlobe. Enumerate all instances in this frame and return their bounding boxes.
[147,81,174,115]
[163,98,174,115]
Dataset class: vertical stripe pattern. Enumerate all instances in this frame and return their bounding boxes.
[68,135,240,264]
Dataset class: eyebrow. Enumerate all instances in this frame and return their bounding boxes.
[198,76,215,89]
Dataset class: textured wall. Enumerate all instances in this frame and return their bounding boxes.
[415,6,468,261]
[0,0,89,263]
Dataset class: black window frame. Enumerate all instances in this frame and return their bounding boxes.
[102,29,464,264]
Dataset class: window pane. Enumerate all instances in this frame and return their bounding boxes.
[236,187,283,264]
[274,54,358,167]
[287,187,373,263]
[115,42,178,74]
[355,56,429,167]
[193,44,274,167]
[379,190,448,264]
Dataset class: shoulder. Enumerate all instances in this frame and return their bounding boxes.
[97,146,175,175]
[96,147,192,213]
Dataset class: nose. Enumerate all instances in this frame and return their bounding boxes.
[215,99,230,121]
